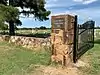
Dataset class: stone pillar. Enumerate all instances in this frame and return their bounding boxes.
[51,14,75,66]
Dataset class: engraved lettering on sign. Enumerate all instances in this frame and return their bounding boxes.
[53,18,65,28]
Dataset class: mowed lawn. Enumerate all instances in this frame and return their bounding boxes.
[0,42,51,75]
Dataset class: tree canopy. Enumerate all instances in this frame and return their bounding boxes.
[0,0,51,21]
[0,4,19,21]
[0,0,7,5]
[0,4,22,29]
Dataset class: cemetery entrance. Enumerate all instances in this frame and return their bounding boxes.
[51,14,94,66]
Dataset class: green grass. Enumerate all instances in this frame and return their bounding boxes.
[80,39,100,75]
[0,42,51,75]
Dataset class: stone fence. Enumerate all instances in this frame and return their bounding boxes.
[0,35,51,50]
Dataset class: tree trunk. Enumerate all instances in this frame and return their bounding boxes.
[9,20,15,35]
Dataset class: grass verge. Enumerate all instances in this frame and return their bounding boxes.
[79,41,100,75]
[0,42,51,75]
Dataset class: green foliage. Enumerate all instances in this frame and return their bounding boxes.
[0,15,8,30]
[0,4,20,22]
[39,26,47,29]
[0,0,51,21]
[0,23,8,30]
[0,4,22,31]
[10,0,51,21]
[95,26,100,29]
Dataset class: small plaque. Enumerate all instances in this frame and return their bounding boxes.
[53,18,65,28]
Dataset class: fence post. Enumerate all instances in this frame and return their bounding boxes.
[73,15,78,63]
[93,21,95,46]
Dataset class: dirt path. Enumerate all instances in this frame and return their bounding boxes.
[42,66,78,75]
[29,65,78,75]
[29,60,88,75]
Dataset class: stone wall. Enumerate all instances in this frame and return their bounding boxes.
[0,35,51,50]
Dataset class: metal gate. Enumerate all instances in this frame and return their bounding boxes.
[73,16,95,63]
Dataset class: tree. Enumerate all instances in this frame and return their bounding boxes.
[40,26,46,29]
[0,4,22,35]
[0,0,50,35]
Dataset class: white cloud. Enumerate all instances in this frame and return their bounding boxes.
[45,0,59,8]
[73,0,83,2]
[73,0,97,4]
[50,13,65,16]
[83,0,97,4]
[45,4,56,8]
[72,7,100,25]
[65,11,77,16]
[45,0,73,8]
[50,11,76,17]
[47,0,58,2]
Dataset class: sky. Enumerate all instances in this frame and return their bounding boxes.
[18,0,100,28]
